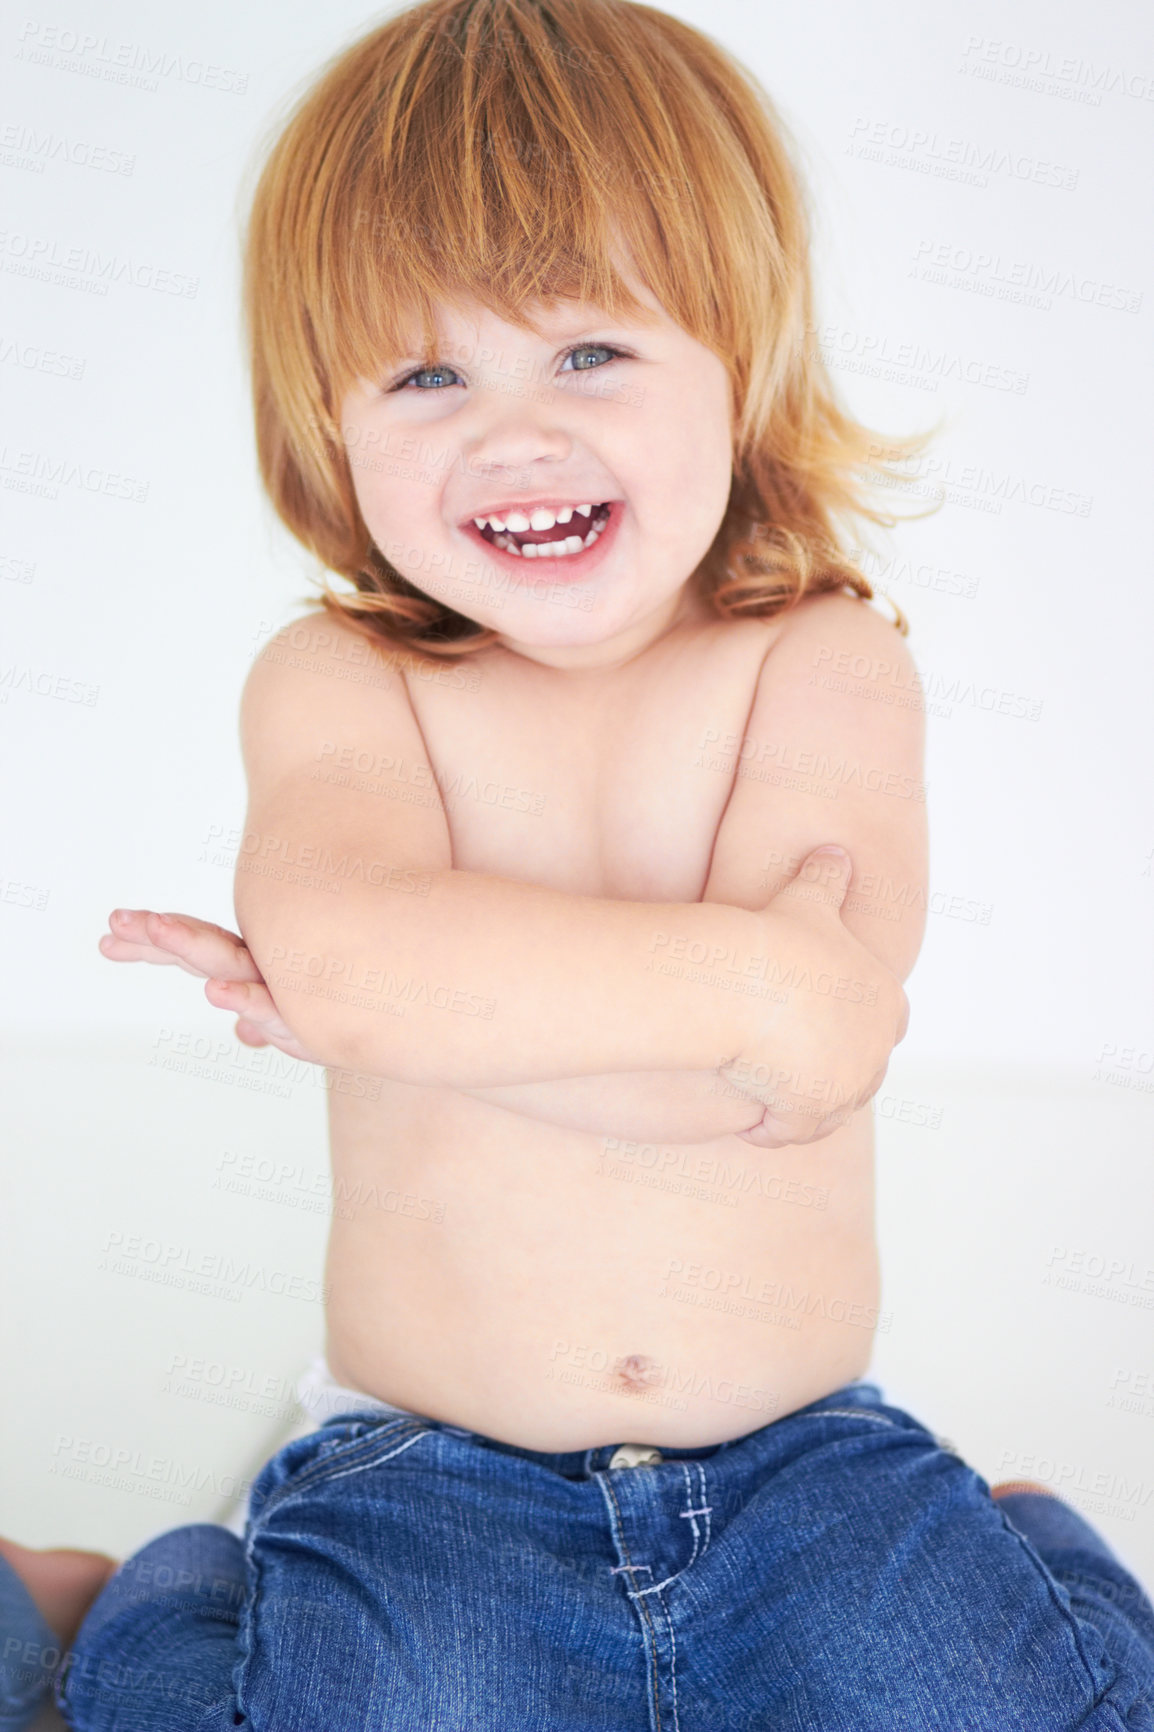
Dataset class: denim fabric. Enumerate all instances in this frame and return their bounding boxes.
[0,1552,60,1730]
[59,1381,1154,1731]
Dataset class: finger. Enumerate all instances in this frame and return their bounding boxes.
[99,920,184,966]
[895,990,910,1044]
[807,1108,854,1140]
[229,1010,318,1067]
[205,979,300,1049]
[102,909,203,969]
[205,977,279,1018]
[737,1110,804,1149]
[768,847,852,917]
[103,909,262,983]
[233,1017,272,1049]
[143,913,263,981]
[735,1124,784,1148]
[853,1065,889,1111]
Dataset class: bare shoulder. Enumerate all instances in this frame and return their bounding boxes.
[736,589,925,754]
[701,588,928,978]
[244,608,410,688]
[766,589,918,679]
[231,609,455,1040]
[667,591,915,716]
[753,588,926,779]
[238,608,453,789]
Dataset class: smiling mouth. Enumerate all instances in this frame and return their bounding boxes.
[470,501,616,560]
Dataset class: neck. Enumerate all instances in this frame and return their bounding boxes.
[495,580,712,677]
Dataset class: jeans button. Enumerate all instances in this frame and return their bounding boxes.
[608,1443,663,1470]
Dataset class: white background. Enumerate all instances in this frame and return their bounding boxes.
[2,0,1153,1614]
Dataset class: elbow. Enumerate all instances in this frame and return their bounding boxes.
[233,891,363,1075]
[233,867,451,1086]
[257,941,360,1073]
[244,919,426,1085]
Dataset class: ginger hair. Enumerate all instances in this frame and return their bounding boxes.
[241,0,940,659]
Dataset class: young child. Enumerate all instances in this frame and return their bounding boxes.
[6,1,1153,1726]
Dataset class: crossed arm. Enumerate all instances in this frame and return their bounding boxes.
[106,847,887,1148]
[102,594,926,1148]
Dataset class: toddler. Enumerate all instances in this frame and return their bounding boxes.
[5,1,1153,1726]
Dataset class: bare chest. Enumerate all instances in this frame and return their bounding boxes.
[406,619,784,903]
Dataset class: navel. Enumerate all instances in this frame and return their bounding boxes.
[613,1352,661,1392]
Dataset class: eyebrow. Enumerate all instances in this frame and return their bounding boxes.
[389,318,641,365]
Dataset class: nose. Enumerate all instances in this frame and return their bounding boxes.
[460,389,575,480]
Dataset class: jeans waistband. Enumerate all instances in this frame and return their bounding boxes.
[297,1358,886,1479]
[419,1380,889,1480]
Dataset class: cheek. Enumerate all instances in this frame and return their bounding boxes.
[659,397,733,521]
[339,416,379,512]
[345,460,415,538]
[344,454,375,523]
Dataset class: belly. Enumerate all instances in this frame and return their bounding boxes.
[322,1080,880,1451]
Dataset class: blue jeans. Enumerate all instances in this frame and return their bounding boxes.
[58,1381,1154,1730]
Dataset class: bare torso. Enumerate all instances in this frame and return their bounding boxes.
[323,609,879,1451]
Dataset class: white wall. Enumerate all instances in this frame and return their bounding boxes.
[3,0,1153,1598]
[2,0,1151,1070]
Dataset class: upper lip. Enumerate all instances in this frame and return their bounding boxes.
[460,497,615,527]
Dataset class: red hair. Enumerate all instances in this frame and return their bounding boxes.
[242,0,940,659]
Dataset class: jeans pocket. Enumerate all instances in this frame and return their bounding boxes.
[247,1415,426,1526]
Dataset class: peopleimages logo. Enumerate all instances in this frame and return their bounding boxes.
[98,1230,329,1305]
[910,238,1141,315]
[847,116,1080,191]
[958,36,1154,105]
[0,230,198,298]
[0,121,135,175]
[14,21,249,95]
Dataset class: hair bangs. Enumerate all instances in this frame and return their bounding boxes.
[308,1,778,405]
[243,0,940,660]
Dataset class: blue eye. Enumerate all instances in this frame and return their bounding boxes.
[561,343,623,372]
[397,362,462,391]
[391,342,626,392]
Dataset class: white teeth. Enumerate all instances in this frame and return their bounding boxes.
[492,516,609,560]
[474,501,603,534]
[481,502,613,561]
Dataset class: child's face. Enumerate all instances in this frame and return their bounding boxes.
[337,265,734,669]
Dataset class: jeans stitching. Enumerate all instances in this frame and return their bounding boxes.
[250,1420,429,1526]
[597,1469,664,1732]
[236,1424,429,1725]
[674,1461,714,1575]
[629,1463,715,1602]
[994,1505,1127,1715]
[661,1582,682,1732]
[661,1465,709,1732]
[307,1427,430,1489]
[697,1461,712,1555]
[801,1408,898,1427]
[678,1462,702,1573]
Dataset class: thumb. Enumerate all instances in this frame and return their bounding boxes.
[769,845,853,914]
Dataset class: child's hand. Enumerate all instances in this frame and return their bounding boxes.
[723,847,909,1148]
[99,908,323,1065]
